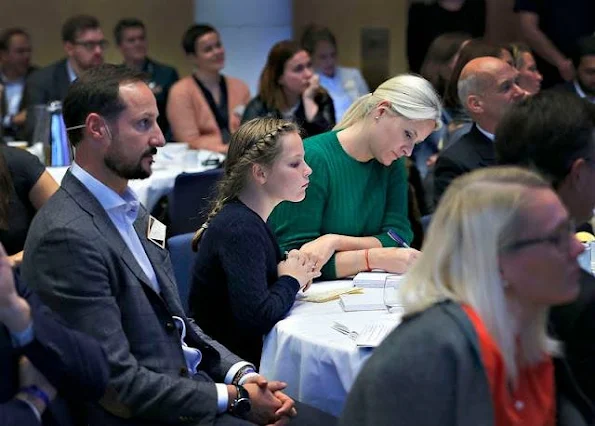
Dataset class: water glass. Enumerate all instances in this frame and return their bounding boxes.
[383,274,404,314]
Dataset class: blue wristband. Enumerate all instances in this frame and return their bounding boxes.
[20,385,51,406]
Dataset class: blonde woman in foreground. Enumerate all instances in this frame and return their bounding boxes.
[340,166,586,426]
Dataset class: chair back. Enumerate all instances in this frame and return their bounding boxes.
[167,232,196,314]
[168,168,223,237]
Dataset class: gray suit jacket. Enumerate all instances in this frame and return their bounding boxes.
[22,171,243,425]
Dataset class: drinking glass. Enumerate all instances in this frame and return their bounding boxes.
[383,274,404,314]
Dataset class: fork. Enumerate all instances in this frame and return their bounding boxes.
[331,321,358,340]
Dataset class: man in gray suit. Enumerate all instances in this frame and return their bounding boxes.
[21,64,307,425]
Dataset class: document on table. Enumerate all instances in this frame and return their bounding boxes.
[355,320,400,347]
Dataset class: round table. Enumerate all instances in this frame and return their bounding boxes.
[259,281,402,416]
[47,148,224,211]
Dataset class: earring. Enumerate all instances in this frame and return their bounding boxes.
[374,116,379,120]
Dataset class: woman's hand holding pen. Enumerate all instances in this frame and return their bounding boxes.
[278,250,320,291]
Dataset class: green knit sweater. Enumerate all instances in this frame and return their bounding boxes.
[268,130,412,279]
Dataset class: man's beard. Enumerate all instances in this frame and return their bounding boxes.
[104,146,157,180]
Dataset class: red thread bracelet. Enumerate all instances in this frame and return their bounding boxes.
[364,249,371,271]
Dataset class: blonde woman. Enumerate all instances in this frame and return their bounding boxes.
[340,167,584,426]
[189,118,319,366]
[269,74,441,279]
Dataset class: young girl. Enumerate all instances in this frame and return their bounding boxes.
[189,117,319,366]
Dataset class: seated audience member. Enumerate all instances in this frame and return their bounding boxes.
[268,74,441,280]
[22,64,334,425]
[496,90,595,419]
[114,18,179,140]
[554,35,595,103]
[0,28,36,142]
[0,144,58,268]
[189,118,319,366]
[0,243,109,426]
[433,57,527,205]
[167,24,249,152]
[340,166,586,426]
[300,25,368,122]
[24,15,106,141]
[442,39,510,128]
[508,42,543,95]
[414,32,470,178]
[406,0,486,74]
[242,40,335,138]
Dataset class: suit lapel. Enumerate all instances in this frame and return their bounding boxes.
[469,125,496,166]
[61,172,161,296]
[133,210,186,315]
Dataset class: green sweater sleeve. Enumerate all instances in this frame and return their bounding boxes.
[374,158,413,247]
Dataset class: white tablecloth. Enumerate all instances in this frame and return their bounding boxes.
[47,148,224,212]
[259,281,401,417]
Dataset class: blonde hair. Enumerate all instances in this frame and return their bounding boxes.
[192,118,299,251]
[334,74,442,130]
[400,166,559,386]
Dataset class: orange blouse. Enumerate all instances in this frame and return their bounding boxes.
[166,75,250,151]
[461,304,555,426]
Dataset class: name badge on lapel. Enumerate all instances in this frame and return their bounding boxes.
[147,216,166,249]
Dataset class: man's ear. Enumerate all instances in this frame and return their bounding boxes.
[568,157,589,189]
[86,113,107,141]
[63,41,74,57]
[252,163,268,185]
[466,94,483,114]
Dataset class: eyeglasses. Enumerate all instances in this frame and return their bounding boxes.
[501,220,576,253]
[73,40,109,51]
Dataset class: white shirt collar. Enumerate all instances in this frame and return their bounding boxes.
[66,60,78,83]
[573,79,595,103]
[70,162,140,223]
[476,124,495,141]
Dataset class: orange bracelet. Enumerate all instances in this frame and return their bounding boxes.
[364,249,371,271]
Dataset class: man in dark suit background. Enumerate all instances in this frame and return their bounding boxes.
[0,28,37,142]
[433,56,527,204]
[0,243,109,425]
[23,15,106,142]
[496,91,595,420]
[555,36,595,104]
[114,18,179,140]
[22,64,332,425]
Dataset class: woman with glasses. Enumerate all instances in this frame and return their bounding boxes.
[167,24,250,152]
[242,40,335,138]
[340,166,585,426]
[268,74,441,279]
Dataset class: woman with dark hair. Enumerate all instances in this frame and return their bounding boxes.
[300,25,369,122]
[242,40,335,138]
[189,117,318,366]
[167,24,250,152]
[0,145,58,267]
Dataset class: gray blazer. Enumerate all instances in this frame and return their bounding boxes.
[22,171,243,425]
[339,301,590,426]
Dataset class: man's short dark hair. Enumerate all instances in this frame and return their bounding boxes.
[114,18,145,45]
[0,28,29,52]
[61,15,100,43]
[300,24,337,55]
[496,90,595,188]
[572,35,595,69]
[181,24,217,55]
[63,64,148,146]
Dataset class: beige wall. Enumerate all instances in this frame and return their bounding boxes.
[0,0,195,75]
[294,0,409,77]
[294,0,519,77]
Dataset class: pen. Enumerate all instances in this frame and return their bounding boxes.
[387,229,410,249]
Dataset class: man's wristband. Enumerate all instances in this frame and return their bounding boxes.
[19,385,51,407]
